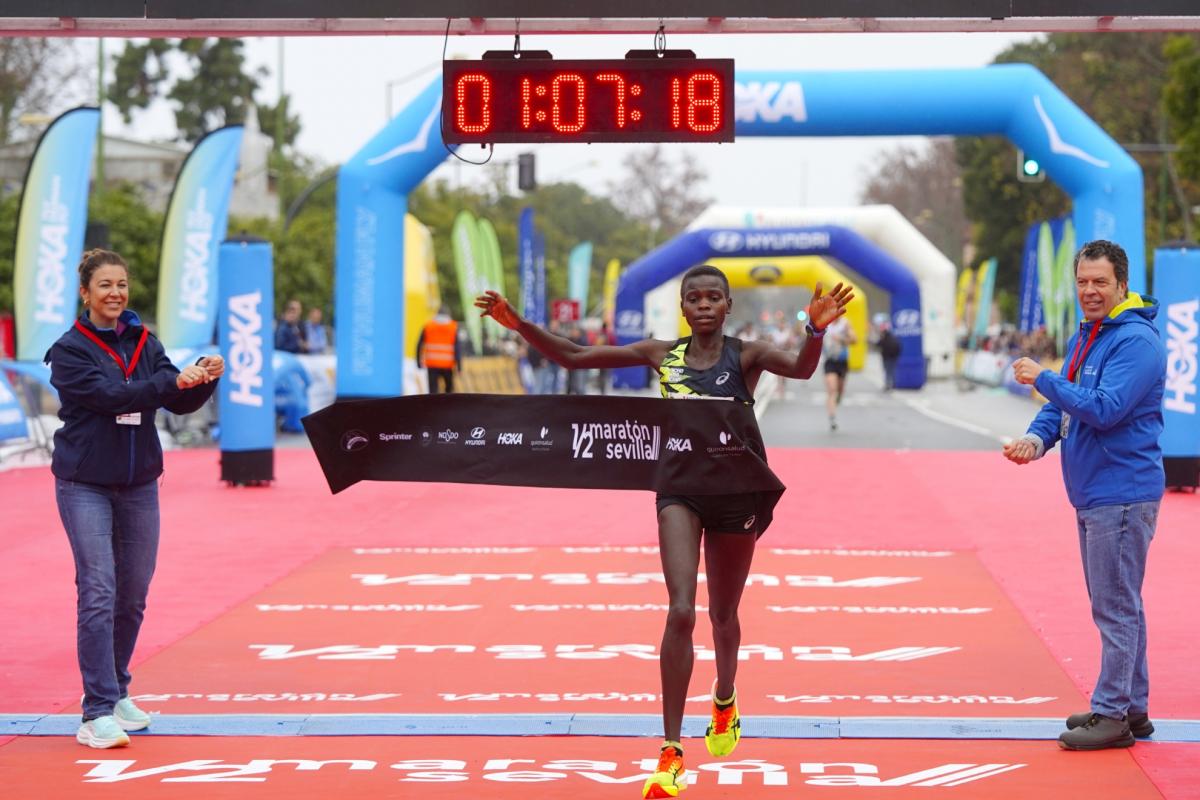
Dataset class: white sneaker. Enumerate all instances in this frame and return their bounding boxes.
[113,697,152,731]
[76,715,131,749]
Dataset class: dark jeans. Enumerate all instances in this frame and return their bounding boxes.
[883,357,898,390]
[427,367,454,394]
[55,478,159,720]
[1076,500,1158,719]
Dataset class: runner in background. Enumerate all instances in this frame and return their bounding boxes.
[476,265,852,798]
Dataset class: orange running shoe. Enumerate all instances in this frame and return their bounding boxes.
[642,742,686,798]
[705,681,741,757]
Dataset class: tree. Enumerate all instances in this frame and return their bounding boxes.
[1163,34,1200,234]
[0,38,88,146]
[409,178,652,320]
[956,33,1200,302]
[109,38,270,143]
[607,145,712,246]
[87,184,166,318]
[0,191,21,312]
[859,138,970,265]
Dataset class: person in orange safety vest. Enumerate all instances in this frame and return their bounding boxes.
[416,306,462,393]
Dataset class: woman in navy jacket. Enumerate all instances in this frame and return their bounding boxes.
[47,249,223,749]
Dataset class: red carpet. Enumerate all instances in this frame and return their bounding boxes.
[97,546,1083,716]
[1,447,1196,798]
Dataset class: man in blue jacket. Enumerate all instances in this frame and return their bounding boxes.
[1005,240,1166,751]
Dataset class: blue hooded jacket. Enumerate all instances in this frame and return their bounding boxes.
[46,310,217,486]
[1027,293,1166,509]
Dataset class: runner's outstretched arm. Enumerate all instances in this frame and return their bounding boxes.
[475,290,666,369]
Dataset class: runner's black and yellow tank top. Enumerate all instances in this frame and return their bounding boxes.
[658,336,753,404]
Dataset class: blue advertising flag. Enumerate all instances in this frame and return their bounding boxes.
[534,230,547,326]
[218,239,275,453]
[1018,223,1043,333]
[518,207,536,320]
[12,107,100,361]
[157,126,244,349]
[1154,245,1200,459]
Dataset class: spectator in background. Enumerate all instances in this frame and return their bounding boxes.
[275,299,306,354]
[566,323,589,394]
[878,322,902,391]
[416,306,461,393]
[304,307,329,355]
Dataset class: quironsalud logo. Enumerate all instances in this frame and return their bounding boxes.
[341,430,369,453]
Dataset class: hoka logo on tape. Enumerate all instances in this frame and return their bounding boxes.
[496,432,523,445]
[227,290,264,407]
[666,437,692,452]
[736,80,808,123]
[1165,298,1198,414]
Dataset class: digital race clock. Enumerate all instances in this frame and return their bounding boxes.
[442,54,735,144]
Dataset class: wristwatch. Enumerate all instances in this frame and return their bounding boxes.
[805,321,826,338]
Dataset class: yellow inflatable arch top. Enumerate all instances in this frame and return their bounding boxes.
[679,257,869,370]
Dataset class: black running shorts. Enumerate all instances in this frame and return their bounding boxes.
[655,492,761,535]
[823,358,849,377]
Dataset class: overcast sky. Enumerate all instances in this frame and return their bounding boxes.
[98,30,1038,209]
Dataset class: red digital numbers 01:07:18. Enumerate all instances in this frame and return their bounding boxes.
[442,59,735,144]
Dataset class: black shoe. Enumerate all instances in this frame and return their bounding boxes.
[1058,714,1135,750]
[1066,711,1153,738]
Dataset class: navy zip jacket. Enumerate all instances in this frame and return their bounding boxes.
[46,310,217,486]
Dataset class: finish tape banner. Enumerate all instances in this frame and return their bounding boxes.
[303,394,785,530]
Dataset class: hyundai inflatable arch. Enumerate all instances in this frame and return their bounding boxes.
[337,65,1140,397]
[693,205,955,378]
[645,256,870,371]
[613,226,924,389]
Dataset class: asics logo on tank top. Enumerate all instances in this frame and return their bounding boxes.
[743,515,756,530]
[716,371,731,385]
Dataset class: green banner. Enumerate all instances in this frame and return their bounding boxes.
[451,210,485,355]
[476,216,506,341]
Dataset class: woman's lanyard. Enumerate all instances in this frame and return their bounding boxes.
[1066,321,1101,384]
[74,320,149,383]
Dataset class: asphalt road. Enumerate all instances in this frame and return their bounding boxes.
[758,357,1041,452]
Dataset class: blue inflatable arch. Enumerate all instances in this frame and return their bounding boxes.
[336,65,1142,397]
[612,226,926,389]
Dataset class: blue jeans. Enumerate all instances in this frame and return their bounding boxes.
[55,478,160,720]
[1075,500,1158,719]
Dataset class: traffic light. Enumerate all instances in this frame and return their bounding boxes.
[1017,149,1045,183]
[517,152,536,191]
